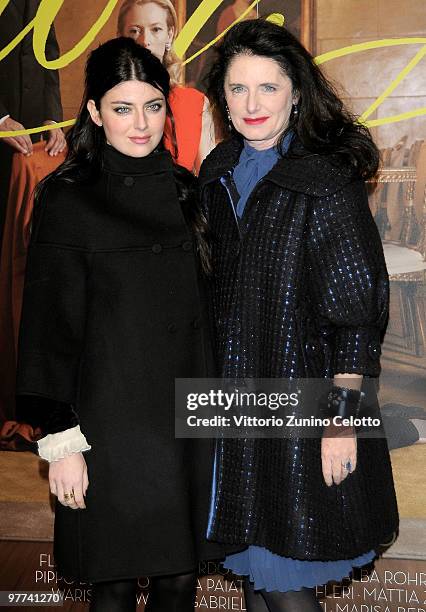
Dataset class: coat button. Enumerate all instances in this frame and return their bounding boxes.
[152,244,162,253]
[191,318,201,330]
[182,241,192,251]
[124,176,134,186]
[367,340,381,359]
[167,323,177,333]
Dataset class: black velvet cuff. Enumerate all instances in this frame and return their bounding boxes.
[16,395,80,436]
[332,326,382,377]
[326,386,365,419]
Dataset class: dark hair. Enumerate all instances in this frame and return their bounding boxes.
[35,37,210,271]
[56,37,177,175]
[206,19,379,179]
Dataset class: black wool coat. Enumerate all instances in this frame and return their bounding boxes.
[199,136,399,560]
[16,146,228,582]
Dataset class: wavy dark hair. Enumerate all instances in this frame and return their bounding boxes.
[206,19,379,179]
[36,37,210,272]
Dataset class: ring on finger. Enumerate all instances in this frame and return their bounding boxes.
[341,459,353,473]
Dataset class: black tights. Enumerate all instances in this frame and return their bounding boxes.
[89,571,197,612]
[90,578,137,612]
[145,571,197,611]
[243,578,323,612]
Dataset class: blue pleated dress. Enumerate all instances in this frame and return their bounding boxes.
[215,135,375,592]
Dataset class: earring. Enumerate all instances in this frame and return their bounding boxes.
[165,42,171,52]
[226,105,232,131]
[292,103,299,117]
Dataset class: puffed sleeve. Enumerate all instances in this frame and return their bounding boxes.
[16,186,92,438]
[305,178,389,377]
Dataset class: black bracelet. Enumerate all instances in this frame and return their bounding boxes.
[326,385,365,419]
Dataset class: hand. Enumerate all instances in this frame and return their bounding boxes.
[43,121,66,156]
[321,424,357,486]
[49,452,89,509]
[0,117,33,155]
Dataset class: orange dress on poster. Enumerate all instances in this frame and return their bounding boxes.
[164,85,205,172]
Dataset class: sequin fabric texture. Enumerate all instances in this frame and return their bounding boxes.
[199,137,399,560]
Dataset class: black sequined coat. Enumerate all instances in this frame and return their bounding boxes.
[199,136,399,560]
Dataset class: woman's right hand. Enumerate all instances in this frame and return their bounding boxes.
[49,452,89,510]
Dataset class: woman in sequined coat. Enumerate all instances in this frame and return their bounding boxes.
[200,20,399,612]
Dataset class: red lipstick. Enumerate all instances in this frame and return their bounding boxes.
[243,117,269,125]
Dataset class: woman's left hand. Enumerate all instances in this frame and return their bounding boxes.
[321,424,357,486]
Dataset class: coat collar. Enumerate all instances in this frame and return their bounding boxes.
[101,143,174,176]
[199,135,358,197]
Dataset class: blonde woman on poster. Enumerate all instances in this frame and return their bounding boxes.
[16,37,229,612]
[200,19,399,611]
[117,0,215,173]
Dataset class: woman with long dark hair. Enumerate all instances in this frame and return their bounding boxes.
[200,19,399,611]
[16,37,222,611]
